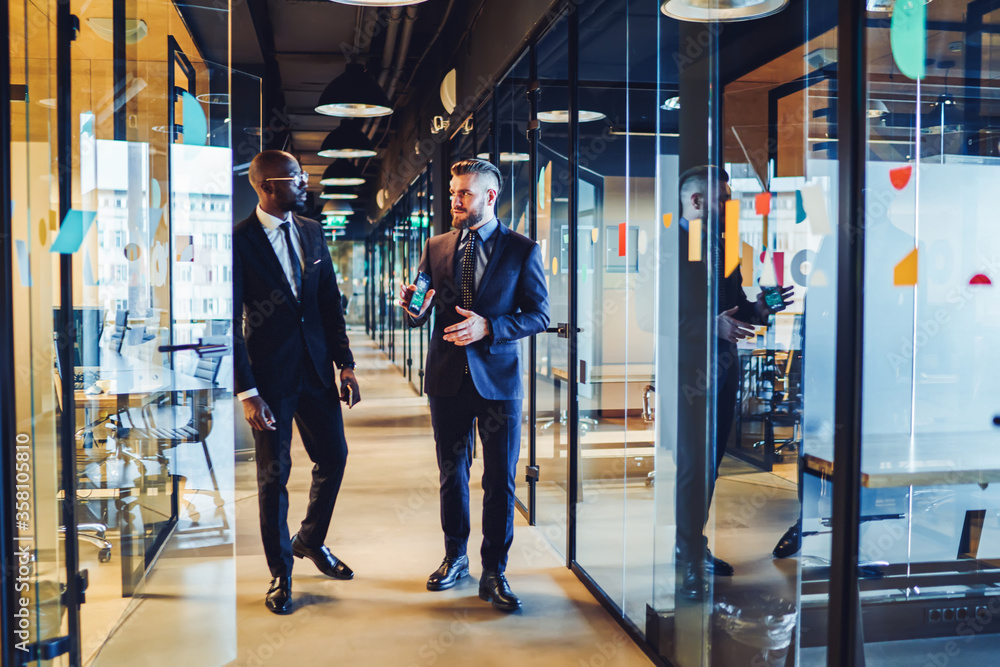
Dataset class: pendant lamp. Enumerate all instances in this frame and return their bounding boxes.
[316,63,393,118]
[321,186,359,200]
[320,160,366,186]
[537,86,606,123]
[661,0,788,22]
[318,120,378,158]
[329,1,427,6]
[477,124,530,163]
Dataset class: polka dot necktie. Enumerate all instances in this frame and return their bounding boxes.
[460,229,479,309]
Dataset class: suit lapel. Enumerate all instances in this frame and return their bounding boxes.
[473,222,509,305]
[439,229,461,287]
[247,213,297,306]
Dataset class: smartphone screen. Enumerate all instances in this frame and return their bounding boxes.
[763,286,785,310]
[407,272,432,315]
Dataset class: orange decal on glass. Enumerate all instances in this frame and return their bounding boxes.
[725,200,740,277]
[688,219,702,262]
[893,248,918,286]
[741,242,754,287]
[619,222,627,257]
[755,192,771,216]
[663,213,673,229]
[890,165,912,190]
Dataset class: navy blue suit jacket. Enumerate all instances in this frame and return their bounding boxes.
[233,211,353,401]
[409,222,549,400]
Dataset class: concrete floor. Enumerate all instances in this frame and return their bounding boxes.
[91,333,654,667]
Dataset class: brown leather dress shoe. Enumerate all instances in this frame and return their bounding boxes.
[265,576,292,614]
[291,533,354,580]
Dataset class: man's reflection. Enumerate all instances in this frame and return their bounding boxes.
[675,166,793,600]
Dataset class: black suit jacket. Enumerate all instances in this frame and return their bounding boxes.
[408,222,549,400]
[233,211,353,401]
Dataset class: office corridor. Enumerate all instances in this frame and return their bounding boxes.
[92,332,652,667]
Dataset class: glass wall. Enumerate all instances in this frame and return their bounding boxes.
[5,0,241,663]
[361,0,1000,665]
[369,169,433,393]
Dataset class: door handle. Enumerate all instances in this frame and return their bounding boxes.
[642,384,656,423]
[544,322,582,339]
[158,339,230,358]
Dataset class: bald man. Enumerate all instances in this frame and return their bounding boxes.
[234,150,360,614]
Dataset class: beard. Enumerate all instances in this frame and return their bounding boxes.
[452,206,484,230]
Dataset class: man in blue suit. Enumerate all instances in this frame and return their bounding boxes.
[399,159,549,612]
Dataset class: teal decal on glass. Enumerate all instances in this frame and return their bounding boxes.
[890,0,927,80]
[795,190,807,224]
[50,210,97,254]
[181,90,208,146]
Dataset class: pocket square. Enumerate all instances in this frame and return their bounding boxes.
[313,259,321,264]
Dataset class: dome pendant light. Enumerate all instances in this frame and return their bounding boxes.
[320,160,366,187]
[661,0,788,22]
[318,119,378,158]
[330,1,427,6]
[320,186,359,200]
[316,63,393,118]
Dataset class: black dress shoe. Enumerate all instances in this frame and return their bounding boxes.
[291,533,354,580]
[677,562,705,601]
[427,555,470,591]
[265,577,292,614]
[705,548,734,577]
[773,522,802,559]
[479,570,521,613]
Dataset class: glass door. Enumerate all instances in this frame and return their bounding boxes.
[533,13,573,560]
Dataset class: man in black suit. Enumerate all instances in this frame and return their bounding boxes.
[675,165,792,599]
[398,159,549,612]
[234,150,361,614]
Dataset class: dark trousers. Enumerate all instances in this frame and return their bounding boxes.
[253,366,348,578]
[675,352,740,562]
[428,374,521,573]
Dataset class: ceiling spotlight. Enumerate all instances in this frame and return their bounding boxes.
[316,63,393,118]
[661,96,681,111]
[320,160,365,186]
[318,119,378,158]
[537,109,606,123]
[661,0,789,22]
[86,18,148,43]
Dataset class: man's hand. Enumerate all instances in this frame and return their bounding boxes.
[397,281,435,319]
[339,368,360,407]
[718,306,756,344]
[443,306,491,346]
[754,284,795,322]
[243,395,276,431]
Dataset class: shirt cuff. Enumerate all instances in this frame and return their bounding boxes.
[237,388,259,401]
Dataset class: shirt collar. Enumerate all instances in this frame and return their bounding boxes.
[256,204,292,231]
[465,217,499,243]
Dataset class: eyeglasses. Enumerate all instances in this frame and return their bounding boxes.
[265,172,309,185]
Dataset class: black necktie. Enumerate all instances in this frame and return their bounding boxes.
[461,229,479,309]
[281,221,302,300]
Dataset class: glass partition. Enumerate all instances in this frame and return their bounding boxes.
[7,0,238,662]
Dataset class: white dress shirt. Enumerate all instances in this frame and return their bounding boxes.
[238,205,306,402]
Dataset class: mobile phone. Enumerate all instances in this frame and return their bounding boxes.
[762,285,785,310]
[407,272,432,315]
[342,384,359,408]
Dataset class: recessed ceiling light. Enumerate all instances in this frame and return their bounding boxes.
[661,0,789,22]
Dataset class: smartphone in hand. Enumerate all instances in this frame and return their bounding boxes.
[342,384,359,409]
[407,272,432,316]
[761,285,785,311]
